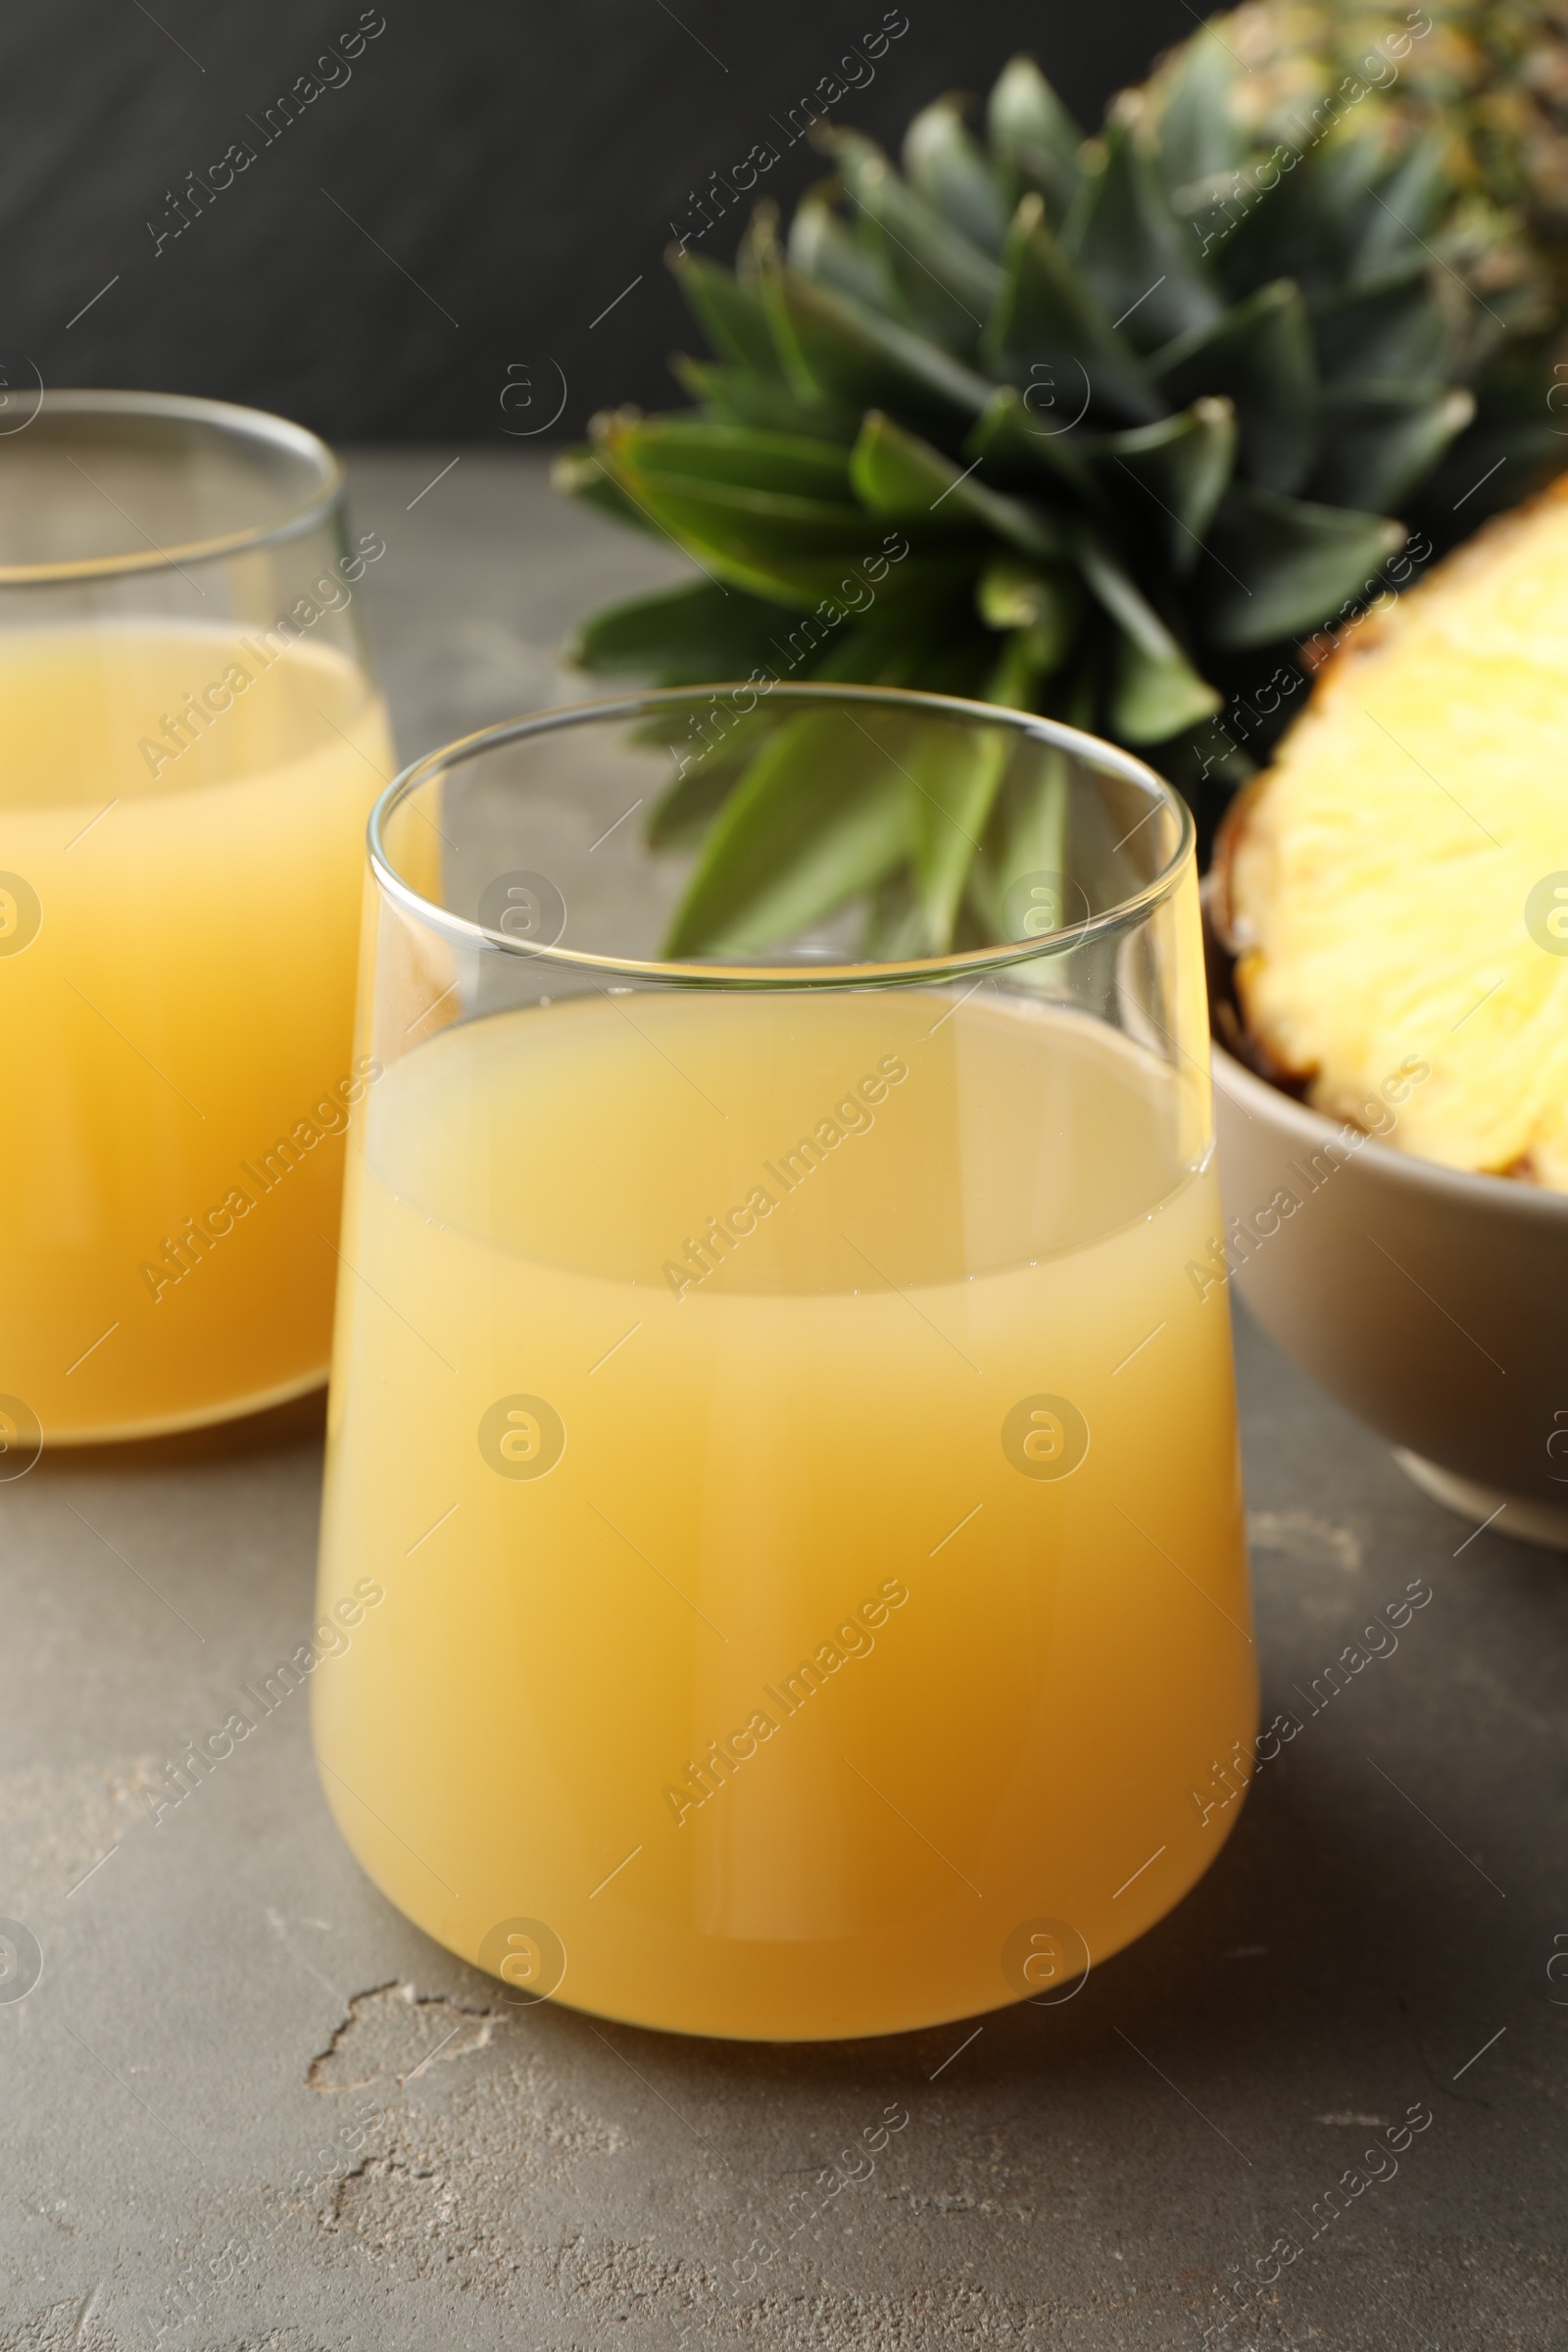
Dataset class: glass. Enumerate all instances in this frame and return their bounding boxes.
[314,684,1255,2042]
[0,390,393,1446]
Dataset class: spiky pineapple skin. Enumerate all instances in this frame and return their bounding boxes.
[1218,470,1568,1186]
[1147,0,1568,322]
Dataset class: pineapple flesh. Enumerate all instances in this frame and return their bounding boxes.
[1219,473,1568,1187]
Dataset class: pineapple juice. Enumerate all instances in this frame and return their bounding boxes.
[315,987,1255,2040]
[0,625,392,1442]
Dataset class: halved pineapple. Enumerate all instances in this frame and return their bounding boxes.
[1216,473,1568,1188]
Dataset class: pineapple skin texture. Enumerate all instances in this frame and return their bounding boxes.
[1149,0,1568,323]
[1222,474,1568,1189]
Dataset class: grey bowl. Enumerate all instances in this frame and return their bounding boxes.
[1211,1042,1568,1550]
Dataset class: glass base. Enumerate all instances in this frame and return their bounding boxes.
[42,1365,328,1450]
[318,1760,1254,2043]
[1395,1449,1568,1554]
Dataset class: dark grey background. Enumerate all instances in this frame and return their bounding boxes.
[1,1,1193,442]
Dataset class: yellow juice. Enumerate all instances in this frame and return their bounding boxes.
[0,624,392,1443]
[315,988,1255,2040]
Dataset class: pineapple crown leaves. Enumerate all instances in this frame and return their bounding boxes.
[555,39,1562,958]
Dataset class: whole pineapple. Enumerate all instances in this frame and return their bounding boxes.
[557,30,1562,956]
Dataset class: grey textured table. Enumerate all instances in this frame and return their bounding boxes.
[2,454,1563,2352]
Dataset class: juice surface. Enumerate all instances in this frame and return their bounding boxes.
[0,624,391,1442]
[315,988,1255,2040]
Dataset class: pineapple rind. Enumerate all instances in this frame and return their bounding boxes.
[1227,473,1568,1188]
[1152,0,1568,323]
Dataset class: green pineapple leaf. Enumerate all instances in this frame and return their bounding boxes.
[1204,486,1404,648]
[670,355,862,443]
[817,127,1001,352]
[1312,268,1454,387]
[670,251,786,378]
[1113,632,1224,743]
[1351,138,1450,278]
[1152,277,1320,495]
[907,712,1013,947]
[965,383,1108,508]
[571,578,785,684]
[903,97,1009,256]
[1067,122,1224,350]
[976,557,1082,666]
[966,739,1072,940]
[645,748,755,849]
[1153,30,1245,196]
[850,410,1065,560]
[1071,529,1223,738]
[788,186,899,312]
[663,709,915,956]
[549,448,664,538]
[1101,397,1238,574]
[760,250,994,438]
[984,192,1162,425]
[986,56,1086,223]
[602,415,856,499]
[1311,383,1476,513]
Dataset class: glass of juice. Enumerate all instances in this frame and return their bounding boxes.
[0,390,393,1448]
[314,684,1256,2041]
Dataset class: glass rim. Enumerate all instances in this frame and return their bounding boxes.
[368,682,1197,991]
[0,387,343,586]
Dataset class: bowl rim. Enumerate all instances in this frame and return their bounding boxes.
[1211,1038,1568,1225]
